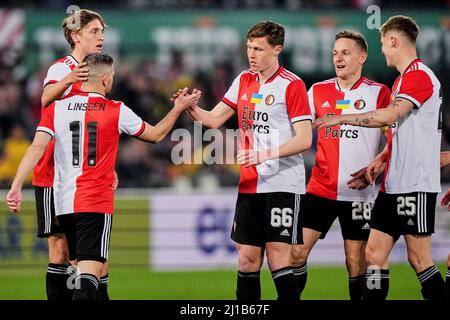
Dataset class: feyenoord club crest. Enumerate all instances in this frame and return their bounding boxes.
[354,99,366,110]
[265,94,275,106]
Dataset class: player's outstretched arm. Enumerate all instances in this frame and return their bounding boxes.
[138,89,201,143]
[172,88,235,129]
[314,98,414,129]
[6,132,52,213]
[41,62,89,107]
[237,120,312,167]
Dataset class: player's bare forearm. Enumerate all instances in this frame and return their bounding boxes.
[41,80,72,107]
[139,109,182,143]
[268,121,312,160]
[376,144,389,162]
[186,106,215,128]
[315,98,414,129]
[267,134,311,160]
[338,106,398,128]
[186,101,234,129]
[11,143,47,189]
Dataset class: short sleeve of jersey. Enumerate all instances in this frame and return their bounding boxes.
[286,79,313,123]
[36,103,55,137]
[43,62,72,87]
[307,86,316,120]
[222,74,240,109]
[376,85,391,109]
[118,103,145,137]
[397,70,433,108]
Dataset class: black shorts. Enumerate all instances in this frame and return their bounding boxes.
[35,186,64,238]
[55,214,77,261]
[371,191,437,241]
[230,192,303,247]
[302,193,372,241]
[58,212,113,263]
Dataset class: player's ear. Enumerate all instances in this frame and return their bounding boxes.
[274,45,282,56]
[391,35,398,49]
[101,74,108,87]
[70,31,79,44]
[359,51,368,64]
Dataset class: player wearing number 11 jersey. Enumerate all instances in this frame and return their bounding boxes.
[32,8,108,301]
[6,53,201,300]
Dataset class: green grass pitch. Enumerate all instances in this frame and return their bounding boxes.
[0,197,446,300]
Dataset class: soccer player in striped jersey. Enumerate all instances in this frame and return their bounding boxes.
[34,9,113,300]
[290,30,391,300]
[6,53,201,300]
[315,16,446,300]
[179,21,312,300]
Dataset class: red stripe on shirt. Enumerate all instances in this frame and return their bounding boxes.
[74,97,121,214]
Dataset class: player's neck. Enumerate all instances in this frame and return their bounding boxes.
[82,83,106,96]
[258,63,280,84]
[70,48,87,65]
[395,49,418,75]
[336,72,362,90]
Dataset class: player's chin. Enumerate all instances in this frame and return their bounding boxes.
[335,68,347,78]
[249,65,258,72]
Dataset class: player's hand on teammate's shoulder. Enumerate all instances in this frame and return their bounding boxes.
[313,114,341,129]
[65,62,89,85]
[6,187,22,214]
[347,167,370,190]
[173,87,202,112]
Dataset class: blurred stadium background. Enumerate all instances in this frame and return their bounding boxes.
[0,0,449,299]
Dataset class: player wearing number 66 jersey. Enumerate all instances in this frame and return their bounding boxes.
[314,16,446,300]
[290,30,391,301]
[6,53,201,300]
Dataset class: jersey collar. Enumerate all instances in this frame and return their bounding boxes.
[335,76,364,92]
[68,55,79,66]
[257,65,284,84]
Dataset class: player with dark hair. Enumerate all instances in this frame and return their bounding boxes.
[175,20,312,300]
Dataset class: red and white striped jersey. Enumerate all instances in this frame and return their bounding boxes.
[33,55,82,187]
[382,59,442,194]
[222,66,312,194]
[37,92,145,215]
[307,77,391,202]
